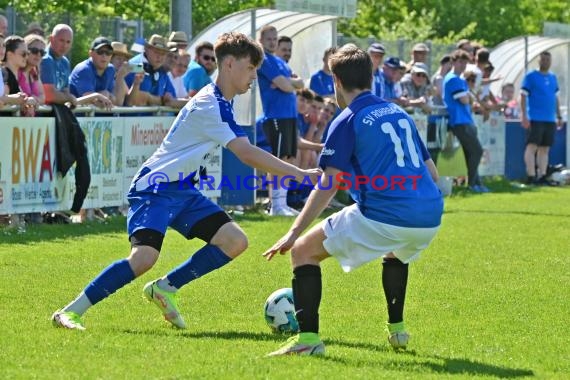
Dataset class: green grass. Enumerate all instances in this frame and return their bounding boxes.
[1,180,569,379]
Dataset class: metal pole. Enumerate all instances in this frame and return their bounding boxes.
[524,36,529,73]
[170,0,192,40]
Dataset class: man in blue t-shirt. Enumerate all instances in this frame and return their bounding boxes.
[443,49,487,192]
[69,36,117,105]
[257,25,305,216]
[309,47,337,97]
[264,44,443,356]
[520,51,563,185]
[183,41,216,97]
[368,42,386,98]
[41,24,77,107]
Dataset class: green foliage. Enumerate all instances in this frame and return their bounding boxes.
[1,180,570,378]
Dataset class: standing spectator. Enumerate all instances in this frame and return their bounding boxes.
[25,22,45,37]
[401,62,431,113]
[520,51,563,185]
[0,15,7,37]
[68,36,116,108]
[501,82,519,119]
[20,34,46,108]
[428,54,452,163]
[368,42,385,98]
[168,31,189,52]
[309,47,336,98]
[275,36,292,63]
[1,33,27,107]
[41,24,77,107]
[2,35,39,113]
[183,41,216,97]
[443,50,488,192]
[382,57,408,107]
[257,25,304,216]
[125,34,182,108]
[168,50,191,99]
[407,42,430,69]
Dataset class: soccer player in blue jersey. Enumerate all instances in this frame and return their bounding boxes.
[443,49,488,192]
[520,51,563,185]
[264,44,443,356]
[51,32,322,330]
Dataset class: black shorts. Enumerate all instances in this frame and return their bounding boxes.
[527,121,556,147]
[262,118,297,158]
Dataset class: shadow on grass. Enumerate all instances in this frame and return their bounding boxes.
[118,328,534,377]
[444,208,570,218]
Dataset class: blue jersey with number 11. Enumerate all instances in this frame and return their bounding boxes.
[319,92,443,228]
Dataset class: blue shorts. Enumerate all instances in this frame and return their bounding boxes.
[127,180,228,240]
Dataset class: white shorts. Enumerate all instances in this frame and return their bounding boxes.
[322,204,440,272]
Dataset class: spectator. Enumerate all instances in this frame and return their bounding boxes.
[162,42,179,73]
[41,24,77,107]
[2,35,39,113]
[501,82,519,119]
[443,50,487,192]
[407,42,430,70]
[20,34,46,110]
[0,15,7,37]
[257,25,304,216]
[401,62,431,113]
[309,47,336,98]
[110,41,132,106]
[183,41,216,97]
[368,42,386,98]
[428,54,452,163]
[314,97,337,143]
[68,36,116,108]
[25,22,45,37]
[456,39,473,55]
[520,51,562,185]
[1,33,28,107]
[168,50,191,99]
[125,34,182,108]
[382,57,408,107]
[168,31,189,52]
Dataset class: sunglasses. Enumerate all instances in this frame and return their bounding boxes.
[28,47,46,56]
[96,49,113,56]
[201,55,216,62]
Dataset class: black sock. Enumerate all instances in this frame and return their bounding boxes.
[292,265,321,333]
[382,258,409,324]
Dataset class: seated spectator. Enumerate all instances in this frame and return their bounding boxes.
[309,47,337,98]
[2,35,39,113]
[125,34,183,108]
[110,41,132,106]
[183,41,216,97]
[501,82,520,119]
[19,34,47,113]
[314,97,337,143]
[68,36,115,108]
[168,50,191,99]
[401,62,431,114]
[1,33,28,107]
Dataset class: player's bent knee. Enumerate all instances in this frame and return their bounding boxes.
[128,229,163,275]
[211,222,248,258]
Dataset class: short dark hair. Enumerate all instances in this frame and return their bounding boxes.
[328,44,372,91]
[451,49,471,62]
[195,41,214,57]
[540,51,551,57]
[296,88,315,101]
[476,48,490,63]
[4,35,25,57]
[214,32,264,67]
[313,95,324,104]
[278,36,292,45]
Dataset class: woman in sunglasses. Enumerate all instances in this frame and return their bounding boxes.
[19,34,47,114]
[1,35,38,114]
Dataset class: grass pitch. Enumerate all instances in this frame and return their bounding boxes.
[1,180,569,379]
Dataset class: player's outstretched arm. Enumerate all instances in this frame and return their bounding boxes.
[425,159,439,183]
[227,137,322,183]
[263,166,340,261]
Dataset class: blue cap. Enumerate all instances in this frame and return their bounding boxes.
[384,56,405,69]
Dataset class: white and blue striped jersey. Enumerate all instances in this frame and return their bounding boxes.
[133,83,246,192]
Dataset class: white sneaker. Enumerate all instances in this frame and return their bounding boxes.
[285,206,300,215]
[269,206,297,217]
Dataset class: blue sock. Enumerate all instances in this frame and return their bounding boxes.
[84,259,136,305]
[166,244,231,289]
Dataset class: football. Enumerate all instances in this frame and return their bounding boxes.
[264,288,299,334]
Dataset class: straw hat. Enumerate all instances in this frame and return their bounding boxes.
[168,31,188,44]
[111,42,132,58]
[145,34,170,52]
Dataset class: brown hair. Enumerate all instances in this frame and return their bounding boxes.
[195,41,214,57]
[214,32,264,67]
[328,44,372,91]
